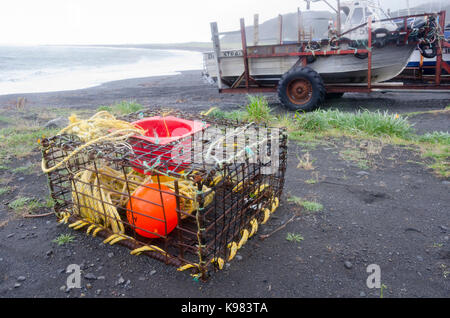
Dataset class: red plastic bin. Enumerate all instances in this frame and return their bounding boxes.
[130,116,207,174]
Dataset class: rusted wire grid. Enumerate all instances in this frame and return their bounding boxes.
[41,113,288,277]
[68,166,204,240]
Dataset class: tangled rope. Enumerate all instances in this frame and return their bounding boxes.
[41,111,145,174]
[70,166,215,234]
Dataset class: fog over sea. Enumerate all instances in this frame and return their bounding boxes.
[0,45,203,95]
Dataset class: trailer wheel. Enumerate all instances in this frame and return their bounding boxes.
[277,67,325,112]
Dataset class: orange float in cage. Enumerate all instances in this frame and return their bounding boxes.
[126,183,178,239]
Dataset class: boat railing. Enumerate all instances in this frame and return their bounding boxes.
[340,11,446,38]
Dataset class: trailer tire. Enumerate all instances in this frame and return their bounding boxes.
[277,67,325,112]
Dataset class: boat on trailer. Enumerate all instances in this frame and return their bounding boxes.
[203,0,449,111]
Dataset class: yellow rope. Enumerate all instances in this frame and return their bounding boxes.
[237,229,249,249]
[211,257,225,270]
[200,107,218,117]
[130,245,168,256]
[41,111,145,174]
[227,242,238,261]
[86,224,97,236]
[60,111,144,142]
[103,234,132,245]
[61,214,173,260]
[42,128,142,174]
[211,185,280,272]
[254,184,270,196]
[177,263,200,272]
[271,197,280,213]
[261,208,271,225]
[163,116,170,138]
[249,219,258,238]
[92,227,103,237]
[57,211,71,224]
[71,169,125,234]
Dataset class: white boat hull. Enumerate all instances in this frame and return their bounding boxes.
[204,44,416,85]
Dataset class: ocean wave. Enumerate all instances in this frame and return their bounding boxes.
[0,46,203,95]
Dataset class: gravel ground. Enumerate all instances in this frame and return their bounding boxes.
[0,70,449,299]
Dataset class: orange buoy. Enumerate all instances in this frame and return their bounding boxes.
[126,184,178,239]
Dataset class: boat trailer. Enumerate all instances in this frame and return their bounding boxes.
[208,11,450,109]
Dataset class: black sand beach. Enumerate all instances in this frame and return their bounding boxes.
[0,70,449,299]
[1,70,449,117]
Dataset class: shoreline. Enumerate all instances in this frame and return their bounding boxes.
[86,43,213,53]
[0,70,449,120]
[0,45,206,97]
[0,70,247,112]
[9,42,213,53]
[0,69,202,98]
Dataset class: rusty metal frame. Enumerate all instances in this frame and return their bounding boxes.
[41,109,288,280]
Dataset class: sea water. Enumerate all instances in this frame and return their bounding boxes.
[0,45,203,95]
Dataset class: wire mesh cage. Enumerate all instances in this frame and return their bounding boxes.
[41,109,288,279]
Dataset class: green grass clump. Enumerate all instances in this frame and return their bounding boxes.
[97,105,113,112]
[98,101,144,115]
[244,95,274,124]
[205,101,447,177]
[294,111,330,132]
[27,199,52,211]
[44,196,57,208]
[113,101,144,114]
[301,200,324,212]
[0,186,11,195]
[288,196,324,212]
[7,196,50,213]
[414,131,449,178]
[418,132,450,145]
[286,233,304,243]
[207,108,246,122]
[8,197,31,211]
[12,163,35,175]
[206,95,274,124]
[0,126,58,160]
[52,234,75,246]
[339,148,370,170]
[0,115,10,124]
[294,109,413,139]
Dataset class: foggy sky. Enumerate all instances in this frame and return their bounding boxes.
[0,0,444,45]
